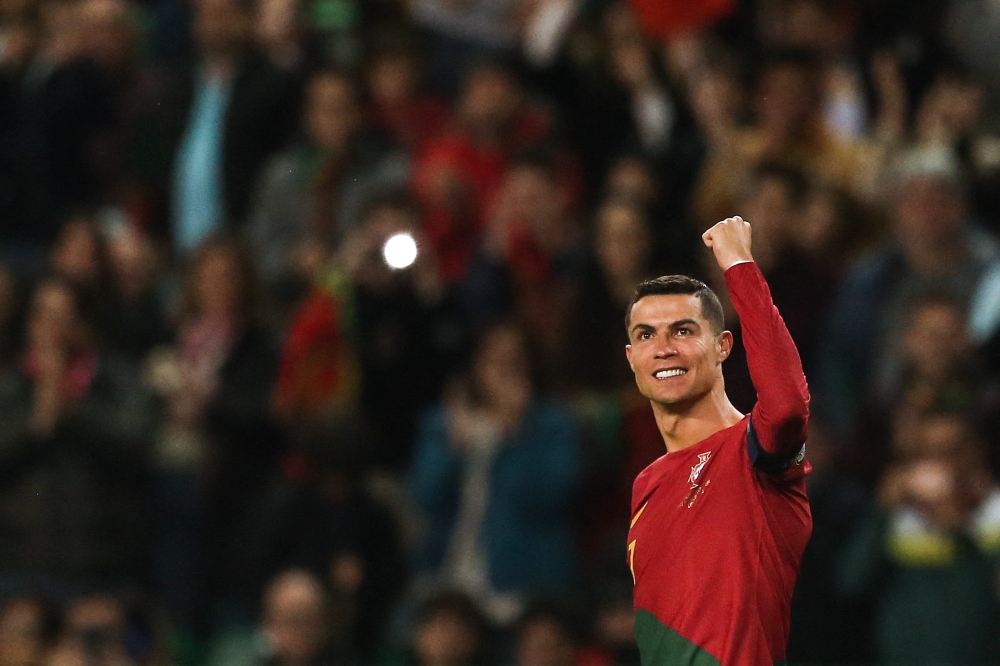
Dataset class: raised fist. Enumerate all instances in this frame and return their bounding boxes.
[702,216,754,271]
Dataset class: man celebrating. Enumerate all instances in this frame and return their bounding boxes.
[625,216,811,666]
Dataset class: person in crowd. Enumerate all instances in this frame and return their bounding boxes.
[77,0,183,219]
[103,222,172,361]
[366,41,451,151]
[838,410,1000,665]
[719,162,840,406]
[514,603,579,666]
[148,0,300,254]
[410,592,490,666]
[48,592,168,666]
[818,146,1000,432]
[146,236,281,627]
[253,0,301,71]
[693,49,872,229]
[0,595,54,666]
[569,197,658,395]
[0,0,118,250]
[47,594,135,666]
[409,321,581,624]
[0,275,156,589]
[793,182,861,266]
[872,292,980,415]
[461,152,585,390]
[522,4,707,218]
[340,193,463,465]
[50,212,171,362]
[245,68,409,312]
[412,62,555,286]
[208,569,348,666]
[48,214,121,352]
[236,423,406,661]
[602,153,702,277]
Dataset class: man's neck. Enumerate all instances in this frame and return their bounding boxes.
[651,384,744,453]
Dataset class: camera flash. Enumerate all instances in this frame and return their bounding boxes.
[383,233,418,270]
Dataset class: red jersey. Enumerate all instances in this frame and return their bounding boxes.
[627,262,812,666]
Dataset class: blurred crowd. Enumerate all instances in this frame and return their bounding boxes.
[2,0,1000,664]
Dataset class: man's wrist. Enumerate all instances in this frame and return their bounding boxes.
[723,259,754,271]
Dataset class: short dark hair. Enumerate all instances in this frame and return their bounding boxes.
[625,276,725,335]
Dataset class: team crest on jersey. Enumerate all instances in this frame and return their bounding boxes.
[688,451,713,484]
[682,452,713,508]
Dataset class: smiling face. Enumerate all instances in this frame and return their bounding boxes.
[625,294,731,410]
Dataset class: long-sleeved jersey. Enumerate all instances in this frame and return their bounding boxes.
[628,261,812,666]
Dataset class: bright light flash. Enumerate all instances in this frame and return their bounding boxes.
[383,233,418,270]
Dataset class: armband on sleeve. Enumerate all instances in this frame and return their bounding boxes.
[747,418,806,475]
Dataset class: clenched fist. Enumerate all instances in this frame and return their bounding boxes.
[702,216,754,271]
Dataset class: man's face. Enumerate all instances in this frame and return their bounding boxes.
[757,65,818,138]
[894,177,966,248]
[596,205,649,280]
[625,294,730,408]
[194,0,250,56]
[306,76,360,152]
[262,578,328,663]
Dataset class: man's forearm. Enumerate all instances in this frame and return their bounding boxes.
[725,262,810,456]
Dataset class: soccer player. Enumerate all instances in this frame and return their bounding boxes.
[624,216,811,666]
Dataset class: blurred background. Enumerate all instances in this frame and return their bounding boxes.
[1,0,1000,663]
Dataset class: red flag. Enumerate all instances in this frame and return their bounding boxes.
[629,0,735,37]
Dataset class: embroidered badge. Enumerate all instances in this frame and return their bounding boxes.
[688,451,713,484]
[682,451,713,508]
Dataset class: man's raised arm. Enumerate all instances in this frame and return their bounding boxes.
[703,217,810,460]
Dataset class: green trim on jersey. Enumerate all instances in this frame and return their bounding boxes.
[634,609,720,666]
[634,610,788,666]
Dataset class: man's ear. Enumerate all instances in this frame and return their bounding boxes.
[625,344,635,371]
[718,330,734,363]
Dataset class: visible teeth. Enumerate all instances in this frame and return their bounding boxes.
[655,369,686,379]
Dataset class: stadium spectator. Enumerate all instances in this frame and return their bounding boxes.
[693,49,872,229]
[150,0,300,254]
[872,293,980,417]
[245,68,408,311]
[147,237,281,626]
[838,411,1000,665]
[514,603,579,666]
[461,153,585,389]
[0,596,53,666]
[409,321,581,623]
[410,592,489,666]
[786,419,873,665]
[339,194,464,466]
[236,425,406,660]
[819,147,1000,432]
[0,0,117,249]
[103,222,172,361]
[366,42,451,151]
[48,215,127,354]
[47,592,167,666]
[0,276,155,589]
[207,569,348,666]
[412,63,553,285]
